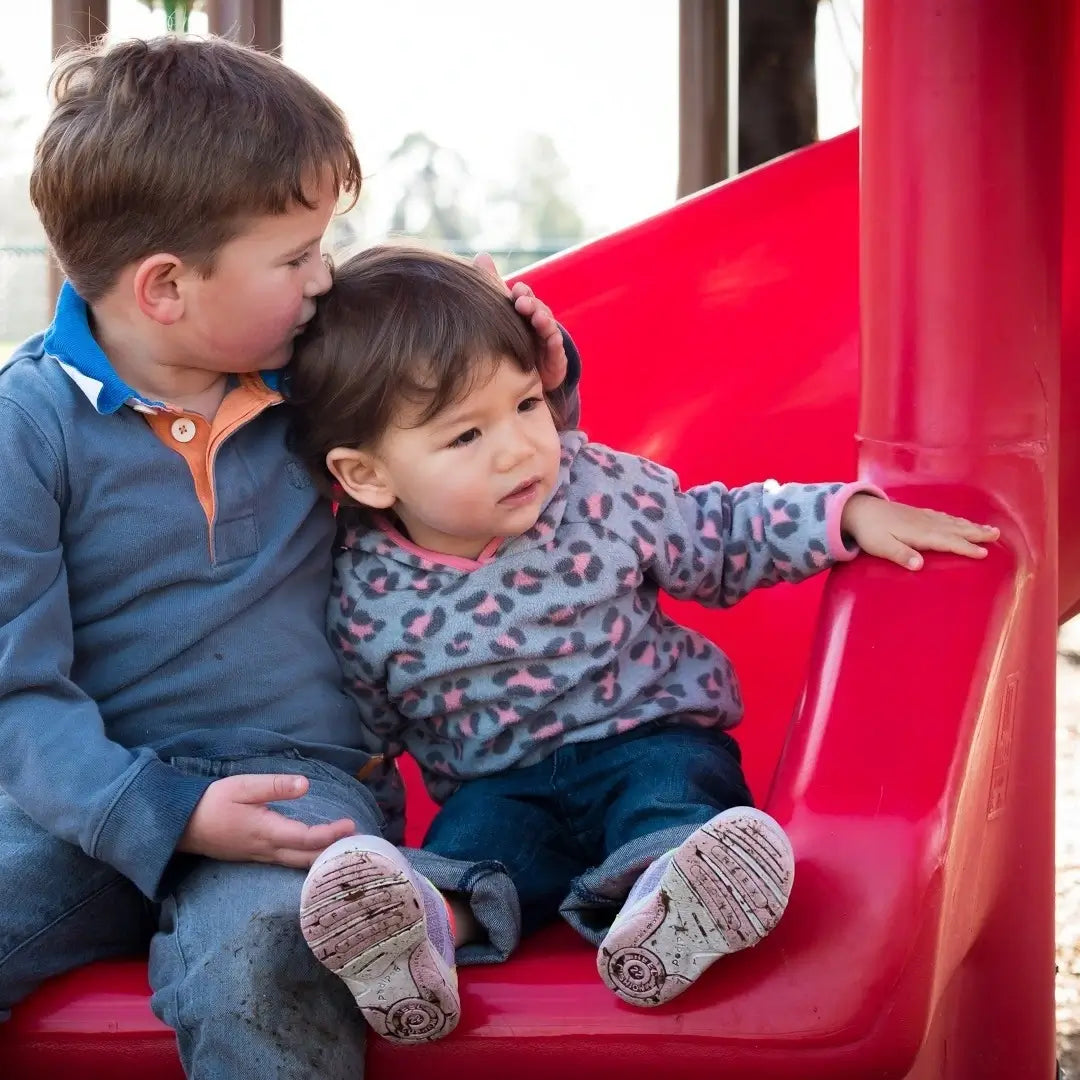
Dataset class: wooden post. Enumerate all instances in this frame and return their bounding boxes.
[48,0,110,302]
[206,0,283,54]
[678,0,735,197]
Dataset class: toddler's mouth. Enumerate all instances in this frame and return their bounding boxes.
[500,477,541,506]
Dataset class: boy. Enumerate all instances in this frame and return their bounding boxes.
[0,35,572,1078]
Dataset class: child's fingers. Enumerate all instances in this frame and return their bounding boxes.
[258,813,355,865]
[227,773,309,805]
[958,521,1000,541]
[873,535,924,570]
[474,252,511,296]
[911,531,991,559]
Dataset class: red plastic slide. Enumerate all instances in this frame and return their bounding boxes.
[1,2,1075,1071]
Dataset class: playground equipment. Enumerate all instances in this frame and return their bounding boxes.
[0,1,1073,1076]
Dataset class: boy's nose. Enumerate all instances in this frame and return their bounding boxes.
[305,253,333,297]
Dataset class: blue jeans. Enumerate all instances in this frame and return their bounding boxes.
[422,724,753,946]
[0,751,514,1079]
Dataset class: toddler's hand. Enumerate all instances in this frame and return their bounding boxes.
[177,774,356,869]
[474,252,567,391]
[841,493,1000,570]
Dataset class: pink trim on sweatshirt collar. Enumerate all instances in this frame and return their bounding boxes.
[374,515,503,571]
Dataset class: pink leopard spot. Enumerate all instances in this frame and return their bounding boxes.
[507,669,556,693]
[634,644,657,667]
[532,721,565,741]
[475,594,501,616]
[512,570,539,589]
[597,671,617,702]
[751,515,765,543]
[406,613,432,637]
[585,493,606,519]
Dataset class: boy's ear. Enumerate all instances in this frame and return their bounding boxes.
[133,254,185,326]
[326,447,396,510]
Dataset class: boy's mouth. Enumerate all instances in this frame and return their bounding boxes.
[499,477,542,506]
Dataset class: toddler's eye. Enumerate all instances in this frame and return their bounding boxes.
[518,396,543,413]
[288,251,313,268]
[449,428,481,448]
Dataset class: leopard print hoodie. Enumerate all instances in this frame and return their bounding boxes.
[329,430,876,839]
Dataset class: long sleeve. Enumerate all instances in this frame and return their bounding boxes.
[549,325,581,429]
[0,399,212,898]
[605,449,878,607]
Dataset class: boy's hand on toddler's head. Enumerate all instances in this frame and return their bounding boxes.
[841,493,1000,571]
[474,252,568,392]
[177,774,356,869]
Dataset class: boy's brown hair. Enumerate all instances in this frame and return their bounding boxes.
[287,245,552,501]
[30,34,362,302]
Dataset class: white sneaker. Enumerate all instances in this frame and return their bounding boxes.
[597,807,794,1007]
[300,834,460,1044]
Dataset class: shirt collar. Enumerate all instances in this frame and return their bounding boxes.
[42,281,283,415]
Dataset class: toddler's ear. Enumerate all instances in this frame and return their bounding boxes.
[325,447,395,510]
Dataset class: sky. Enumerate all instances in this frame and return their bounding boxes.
[0,0,862,244]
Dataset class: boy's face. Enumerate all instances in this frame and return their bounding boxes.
[174,173,337,374]
[361,358,563,560]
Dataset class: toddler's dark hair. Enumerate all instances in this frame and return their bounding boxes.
[288,245,552,500]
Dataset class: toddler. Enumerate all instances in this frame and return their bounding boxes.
[289,245,997,1031]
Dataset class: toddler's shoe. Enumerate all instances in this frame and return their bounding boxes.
[597,806,794,1007]
[300,834,459,1044]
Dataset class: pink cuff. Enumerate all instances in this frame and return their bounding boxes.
[826,482,888,561]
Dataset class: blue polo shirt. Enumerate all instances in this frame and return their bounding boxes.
[0,284,368,898]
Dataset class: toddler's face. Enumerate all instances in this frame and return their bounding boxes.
[372,357,562,559]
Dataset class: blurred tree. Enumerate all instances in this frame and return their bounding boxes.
[385,132,479,249]
[681,0,861,191]
[0,67,23,166]
[137,0,202,32]
[498,134,584,252]
[739,0,820,170]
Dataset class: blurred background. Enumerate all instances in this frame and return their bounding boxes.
[0,0,862,345]
[0,2,1077,1074]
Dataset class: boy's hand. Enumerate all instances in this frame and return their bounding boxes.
[474,252,567,391]
[841,493,1000,570]
[177,774,356,869]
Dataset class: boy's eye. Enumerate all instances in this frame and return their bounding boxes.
[288,251,313,268]
[519,396,543,413]
[449,427,481,448]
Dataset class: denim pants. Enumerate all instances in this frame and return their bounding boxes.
[422,723,753,946]
[0,751,513,1080]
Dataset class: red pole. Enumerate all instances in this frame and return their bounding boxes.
[860,1,1064,454]
[860,3,1064,1076]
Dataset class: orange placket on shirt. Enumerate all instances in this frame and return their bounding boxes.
[142,374,283,557]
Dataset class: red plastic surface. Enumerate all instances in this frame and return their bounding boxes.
[1,2,1074,1075]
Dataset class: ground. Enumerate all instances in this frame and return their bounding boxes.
[1058,621,1080,1076]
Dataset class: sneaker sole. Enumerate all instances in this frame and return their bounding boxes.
[597,807,794,1007]
[300,845,460,1044]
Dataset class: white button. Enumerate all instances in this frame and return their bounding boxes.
[171,417,197,443]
